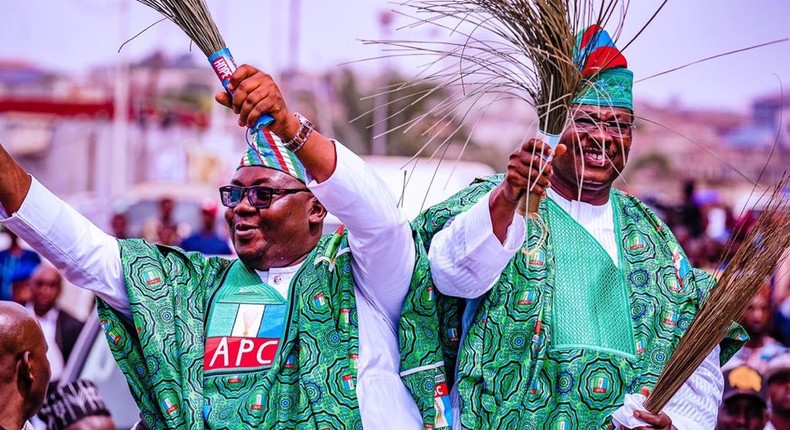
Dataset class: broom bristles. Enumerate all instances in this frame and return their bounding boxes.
[470,0,579,135]
[136,0,226,57]
[386,1,631,136]
[644,175,790,413]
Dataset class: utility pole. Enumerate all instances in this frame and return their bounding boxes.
[371,10,394,155]
[111,0,130,199]
[289,0,301,72]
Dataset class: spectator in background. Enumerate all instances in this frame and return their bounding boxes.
[38,380,116,430]
[9,260,39,305]
[0,301,50,430]
[765,354,790,430]
[716,364,768,430]
[179,200,231,255]
[141,197,186,246]
[0,229,41,301]
[733,286,787,373]
[109,212,129,240]
[723,210,760,269]
[774,258,790,345]
[26,263,83,383]
[772,248,790,306]
[774,249,790,344]
[678,179,706,239]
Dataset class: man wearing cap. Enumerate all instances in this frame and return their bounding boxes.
[0,229,41,301]
[765,353,790,430]
[38,379,116,430]
[401,26,745,429]
[0,64,423,428]
[716,365,768,430]
[179,200,232,255]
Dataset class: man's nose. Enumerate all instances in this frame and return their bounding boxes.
[233,194,257,214]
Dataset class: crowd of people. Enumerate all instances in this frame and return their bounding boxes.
[715,273,790,429]
[0,25,788,430]
[716,357,790,430]
[111,197,232,254]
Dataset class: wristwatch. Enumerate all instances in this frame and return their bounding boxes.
[283,112,314,153]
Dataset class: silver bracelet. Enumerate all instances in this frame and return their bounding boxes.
[283,112,314,153]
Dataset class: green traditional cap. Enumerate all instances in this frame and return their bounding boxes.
[572,25,633,110]
[239,129,309,184]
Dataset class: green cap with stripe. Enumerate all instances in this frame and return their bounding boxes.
[239,129,309,184]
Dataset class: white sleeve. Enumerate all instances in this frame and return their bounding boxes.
[428,191,525,299]
[661,346,723,430]
[308,142,414,325]
[1,177,131,318]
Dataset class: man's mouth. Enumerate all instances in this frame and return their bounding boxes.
[234,223,258,239]
[579,147,613,168]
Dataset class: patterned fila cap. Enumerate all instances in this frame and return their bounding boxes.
[572,25,633,111]
[39,379,112,429]
[239,129,309,184]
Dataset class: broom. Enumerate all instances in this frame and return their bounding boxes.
[134,0,274,131]
[644,176,790,412]
[468,1,584,217]
[362,1,659,218]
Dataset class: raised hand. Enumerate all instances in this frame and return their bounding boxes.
[214,64,300,141]
[501,137,566,202]
[488,138,566,242]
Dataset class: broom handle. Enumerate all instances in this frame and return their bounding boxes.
[208,48,275,132]
[516,130,561,217]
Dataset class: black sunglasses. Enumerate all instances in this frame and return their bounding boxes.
[219,185,311,209]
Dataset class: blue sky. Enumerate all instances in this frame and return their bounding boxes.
[1,0,788,110]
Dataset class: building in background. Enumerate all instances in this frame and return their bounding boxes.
[0,56,786,225]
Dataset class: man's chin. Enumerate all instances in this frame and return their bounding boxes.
[234,245,264,266]
[237,254,266,271]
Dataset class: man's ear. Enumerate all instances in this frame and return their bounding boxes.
[17,351,32,391]
[308,197,327,225]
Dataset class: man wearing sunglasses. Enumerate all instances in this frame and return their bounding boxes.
[0,64,423,428]
[401,27,746,429]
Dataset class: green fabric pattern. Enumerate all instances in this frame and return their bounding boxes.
[548,198,634,355]
[399,226,463,430]
[404,174,746,429]
[96,229,363,429]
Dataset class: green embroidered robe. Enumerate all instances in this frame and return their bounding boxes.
[96,230,363,429]
[401,174,746,429]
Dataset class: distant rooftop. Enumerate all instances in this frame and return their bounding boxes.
[133,51,201,69]
[752,91,790,108]
[0,60,60,86]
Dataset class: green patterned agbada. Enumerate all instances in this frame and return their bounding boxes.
[96,229,364,429]
[400,175,746,429]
